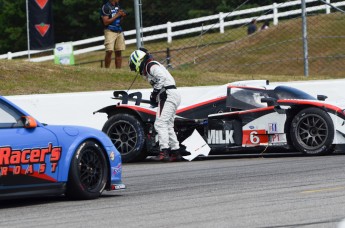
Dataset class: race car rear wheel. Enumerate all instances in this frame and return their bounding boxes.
[102,113,147,163]
[290,107,334,155]
[66,140,108,200]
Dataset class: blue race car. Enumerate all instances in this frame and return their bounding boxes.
[0,95,125,200]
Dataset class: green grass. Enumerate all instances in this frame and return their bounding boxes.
[191,13,345,76]
[0,59,326,96]
[75,13,345,77]
[1,13,344,96]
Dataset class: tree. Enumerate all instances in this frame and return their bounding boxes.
[53,0,105,42]
[0,0,297,54]
[0,0,27,53]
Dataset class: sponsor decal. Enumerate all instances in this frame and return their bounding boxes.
[207,130,234,144]
[112,163,122,176]
[0,143,61,176]
[109,151,115,161]
[249,126,255,129]
[242,130,268,145]
[271,134,280,142]
[268,123,278,133]
[269,134,287,144]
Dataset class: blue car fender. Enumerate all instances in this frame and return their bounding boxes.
[43,125,122,183]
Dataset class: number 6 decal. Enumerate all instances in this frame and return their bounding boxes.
[250,131,260,144]
[242,130,268,146]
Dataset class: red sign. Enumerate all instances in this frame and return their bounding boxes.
[35,0,48,9]
[29,0,54,49]
[35,23,50,37]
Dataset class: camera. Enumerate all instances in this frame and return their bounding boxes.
[121,9,129,16]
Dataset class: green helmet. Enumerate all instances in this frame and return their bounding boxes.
[129,49,146,73]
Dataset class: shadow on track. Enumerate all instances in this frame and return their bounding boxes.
[0,195,66,209]
[0,192,122,208]
[128,149,345,165]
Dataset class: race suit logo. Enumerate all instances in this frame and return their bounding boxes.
[207,130,234,144]
[0,143,61,176]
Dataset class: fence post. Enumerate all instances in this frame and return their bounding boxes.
[301,0,309,77]
[219,12,224,34]
[134,0,143,48]
[166,47,172,69]
[7,52,12,60]
[167,21,172,43]
[326,0,331,14]
[273,2,278,25]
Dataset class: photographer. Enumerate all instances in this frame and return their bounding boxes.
[101,0,127,69]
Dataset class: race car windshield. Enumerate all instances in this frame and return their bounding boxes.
[274,86,316,100]
[229,88,267,110]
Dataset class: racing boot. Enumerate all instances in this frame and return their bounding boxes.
[169,149,182,162]
[152,148,170,162]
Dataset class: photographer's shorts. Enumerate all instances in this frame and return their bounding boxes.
[104,29,126,52]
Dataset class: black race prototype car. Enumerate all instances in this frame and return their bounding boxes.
[95,80,345,162]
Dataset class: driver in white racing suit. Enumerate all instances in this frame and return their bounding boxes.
[129,48,182,162]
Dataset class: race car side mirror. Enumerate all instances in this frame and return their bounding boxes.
[261,97,285,114]
[22,116,38,128]
[261,97,277,106]
[317,95,328,101]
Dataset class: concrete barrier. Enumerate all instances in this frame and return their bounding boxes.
[6,79,345,130]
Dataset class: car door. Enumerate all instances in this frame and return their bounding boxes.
[0,99,60,189]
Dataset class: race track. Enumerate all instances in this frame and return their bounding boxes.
[1,152,345,228]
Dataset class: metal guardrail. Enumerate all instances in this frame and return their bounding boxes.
[1,0,344,62]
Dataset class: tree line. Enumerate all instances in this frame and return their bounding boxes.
[0,0,290,54]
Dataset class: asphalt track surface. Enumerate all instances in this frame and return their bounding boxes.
[1,152,345,228]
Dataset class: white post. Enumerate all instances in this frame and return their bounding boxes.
[26,0,31,60]
[326,0,331,14]
[273,2,278,25]
[167,21,172,43]
[219,12,224,34]
[134,0,143,48]
[7,52,12,60]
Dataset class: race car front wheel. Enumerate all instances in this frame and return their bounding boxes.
[66,141,108,200]
[290,107,334,155]
[102,113,147,163]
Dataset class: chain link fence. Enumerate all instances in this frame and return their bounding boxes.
[134,0,345,78]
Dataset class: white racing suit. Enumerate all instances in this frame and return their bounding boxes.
[145,61,181,151]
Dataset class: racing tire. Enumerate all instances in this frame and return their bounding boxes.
[290,107,335,155]
[102,113,147,163]
[66,141,108,200]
